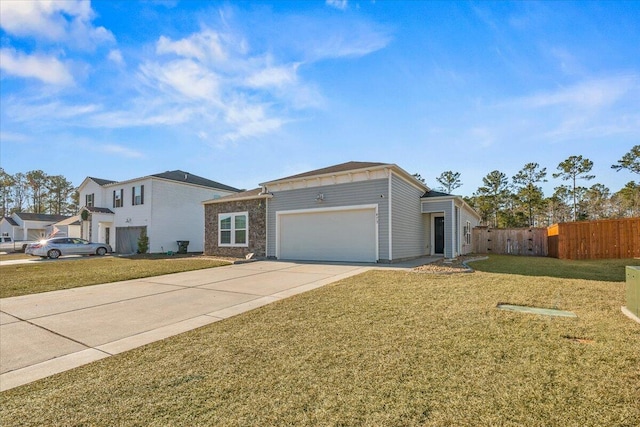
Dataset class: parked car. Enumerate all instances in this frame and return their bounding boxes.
[25,237,112,259]
[0,237,34,253]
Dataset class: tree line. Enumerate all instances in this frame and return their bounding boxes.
[2,146,638,225]
[0,169,78,217]
[418,145,639,227]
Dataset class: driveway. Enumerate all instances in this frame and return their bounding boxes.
[0,259,433,391]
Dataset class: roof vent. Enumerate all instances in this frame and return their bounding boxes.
[184,174,188,180]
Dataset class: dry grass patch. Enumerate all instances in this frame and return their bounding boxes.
[0,255,230,298]
[2,269,639,426]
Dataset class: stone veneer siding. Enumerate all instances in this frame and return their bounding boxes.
[204,198,266,258]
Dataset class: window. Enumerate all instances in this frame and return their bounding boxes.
[113,189,123,208]
[132,185,144,205]
[218,212,248,247]
[465,221,472,245]
[86,193,94,207]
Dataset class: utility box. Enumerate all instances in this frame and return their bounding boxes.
[176,240,190,254]
[626,266,640,319]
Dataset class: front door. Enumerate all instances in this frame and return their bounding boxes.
[434,216,445,254]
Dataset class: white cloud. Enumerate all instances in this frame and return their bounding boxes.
[101,144,144,158]
[140,59,220,101]
[0,48,74,85]
[223,103,285,141]
[326,0,348,10]
[245,64,299,88]
[0,0,114,49]
[0,131,29,143]
[521,76,637,110]
[108,49,124,65]
[1,7,391,144]
[156,31,226,63]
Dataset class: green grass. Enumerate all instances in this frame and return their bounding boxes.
[470,254,640,282]
[1,267,638,426]
[0,255,230,298]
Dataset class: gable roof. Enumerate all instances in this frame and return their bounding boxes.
[83,206,115,214]
[267,161,388,183]
[14,212,70,222]
[261,161,429,193]
[55,215,82,226]
[422,190,452,198]
[88,177,116,186]
[3,217,18,226]
[150,170,241,192]
[203,188,272,204]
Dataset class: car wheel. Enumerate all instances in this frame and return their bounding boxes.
[48,249,61,259]
[96,247,107,256]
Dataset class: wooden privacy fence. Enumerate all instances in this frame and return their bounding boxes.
[473,227,548,256]
[548,218,640,260]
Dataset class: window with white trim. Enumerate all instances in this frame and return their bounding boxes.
[465,221,472,245]
[85,193,94,207]
[218,212,248,247]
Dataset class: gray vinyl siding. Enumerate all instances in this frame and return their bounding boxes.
[266,179,390,260]
[422,199,455,258]
[460,204,480,255]
[391,174,426,260]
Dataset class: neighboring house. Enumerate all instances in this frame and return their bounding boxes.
[204,161,481,262]
[0,212,71,242]
[46,215,82,238]
[78,170,241,254]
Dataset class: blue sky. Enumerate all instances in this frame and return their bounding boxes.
[1,0,639,196]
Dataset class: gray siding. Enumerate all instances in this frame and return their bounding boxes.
[266,179,390,260]
[422,199,455,258]
[391,174,426,260]
[459,203,480,255]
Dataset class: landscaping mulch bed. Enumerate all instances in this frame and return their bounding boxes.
[413,255,485,274]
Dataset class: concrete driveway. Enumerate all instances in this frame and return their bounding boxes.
[1,260,383,391]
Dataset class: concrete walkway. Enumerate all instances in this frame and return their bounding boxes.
[0,259,435,391]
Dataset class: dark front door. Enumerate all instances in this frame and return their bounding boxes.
[434,216,445,254]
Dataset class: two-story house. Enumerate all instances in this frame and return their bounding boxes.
[78,170,240,254]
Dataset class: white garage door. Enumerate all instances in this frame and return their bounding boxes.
[278,207,377,262]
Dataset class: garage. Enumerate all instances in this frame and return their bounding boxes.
[277,206,378,262]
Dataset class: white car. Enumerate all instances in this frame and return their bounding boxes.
[25,237,112,259]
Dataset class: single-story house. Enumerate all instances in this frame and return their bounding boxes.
[78,170,240,253]
[0,212,71,242]
[204,161,481,262]
[46,215,82,238]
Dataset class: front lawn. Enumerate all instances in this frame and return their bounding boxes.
[2,263,638,425]
[470,254,640,282]
[0,255,231,298]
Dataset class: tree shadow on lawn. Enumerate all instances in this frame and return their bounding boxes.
[469,254,640,282]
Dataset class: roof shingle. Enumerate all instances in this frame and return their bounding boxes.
[265,161,389,183]
[151,170,241,192]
